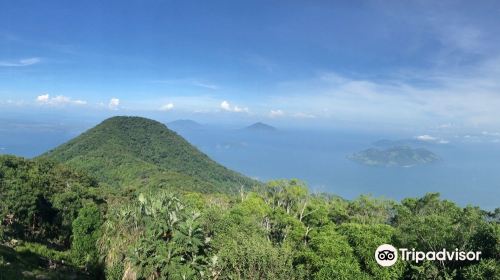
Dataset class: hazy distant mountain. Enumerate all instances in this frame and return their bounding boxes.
[167,119,203,130]
[244,122,277,132]
[40,116,258,193]
[348,146,439,167]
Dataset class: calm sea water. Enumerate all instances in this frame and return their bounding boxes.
[177,128,500,210]
[1,122,499,210]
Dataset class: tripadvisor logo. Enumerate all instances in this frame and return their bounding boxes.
[375,244,482,267]
[375,244,398,267]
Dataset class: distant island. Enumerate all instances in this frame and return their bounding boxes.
[167,119,203,130]
[244,122,277,132]
[348,146,439,167]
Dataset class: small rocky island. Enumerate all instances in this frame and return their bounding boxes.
[348,146,439,167]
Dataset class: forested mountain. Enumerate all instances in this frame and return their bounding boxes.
[40,116,258,193]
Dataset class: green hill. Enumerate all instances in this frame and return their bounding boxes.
[40,116,258,193]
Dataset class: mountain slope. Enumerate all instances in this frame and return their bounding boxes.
[40,116,258,193]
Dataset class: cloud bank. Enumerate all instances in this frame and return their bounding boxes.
[220,100,248,113]
[35,94,87,106]
[0,57,41,67]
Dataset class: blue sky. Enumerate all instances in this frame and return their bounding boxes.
[1,0,500,131]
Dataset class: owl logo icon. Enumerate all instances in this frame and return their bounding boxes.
[375,244,398,267]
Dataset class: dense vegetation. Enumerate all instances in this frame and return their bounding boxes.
[40,116,258,193]
[0,155,102,279]
[1,156,498,279]
[1,117,499,279]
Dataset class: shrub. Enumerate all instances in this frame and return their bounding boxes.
[71,203,102,270]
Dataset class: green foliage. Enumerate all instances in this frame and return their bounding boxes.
[0,242,91,280]
[0,225,4,242]
[71,203,102,270]
[210,228,296,279]
[460,259,500,280]
[100,191,209,279]
[40,116,259,193]
[348,194,394,224]
[0,155,100,247]
[300,224,365,279]
[393,193,500,279]
[211,197,296,279]
[394,193,461,250]
[15,241,71,263]
[338,223,405,279]
[2,145,499,280]
[105,262,124,280]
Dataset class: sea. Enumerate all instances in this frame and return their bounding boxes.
[1,119,499,210]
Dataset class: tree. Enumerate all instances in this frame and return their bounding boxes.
[264,179,308,218]
[0,155,100,246]
[338,223,405,280]
[71,203,102,272]
[295,224,365,279]
[393,193,499,279]
[460,259,500,280]
[348,194,394,224]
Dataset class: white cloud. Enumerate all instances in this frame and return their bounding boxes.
[220,100,231,111]
[481,131,500,137]
[160,103,174,111]
[416,135,437,142]
[415,135,449,144]
[35,94,87,106]
[233,106,248,113]
[0,57,41,67]
[269,60,500,129]
[73,100,87,105]
[52,95,71,104]
[0,99,25,106]
[108,98,120,110]
[192,81,218,90]
[293,112,316,119]
[270,109,285,117]
[36,94,49,103]
[220,100,249,113]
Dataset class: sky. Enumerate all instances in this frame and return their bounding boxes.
[1,0,500,131]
